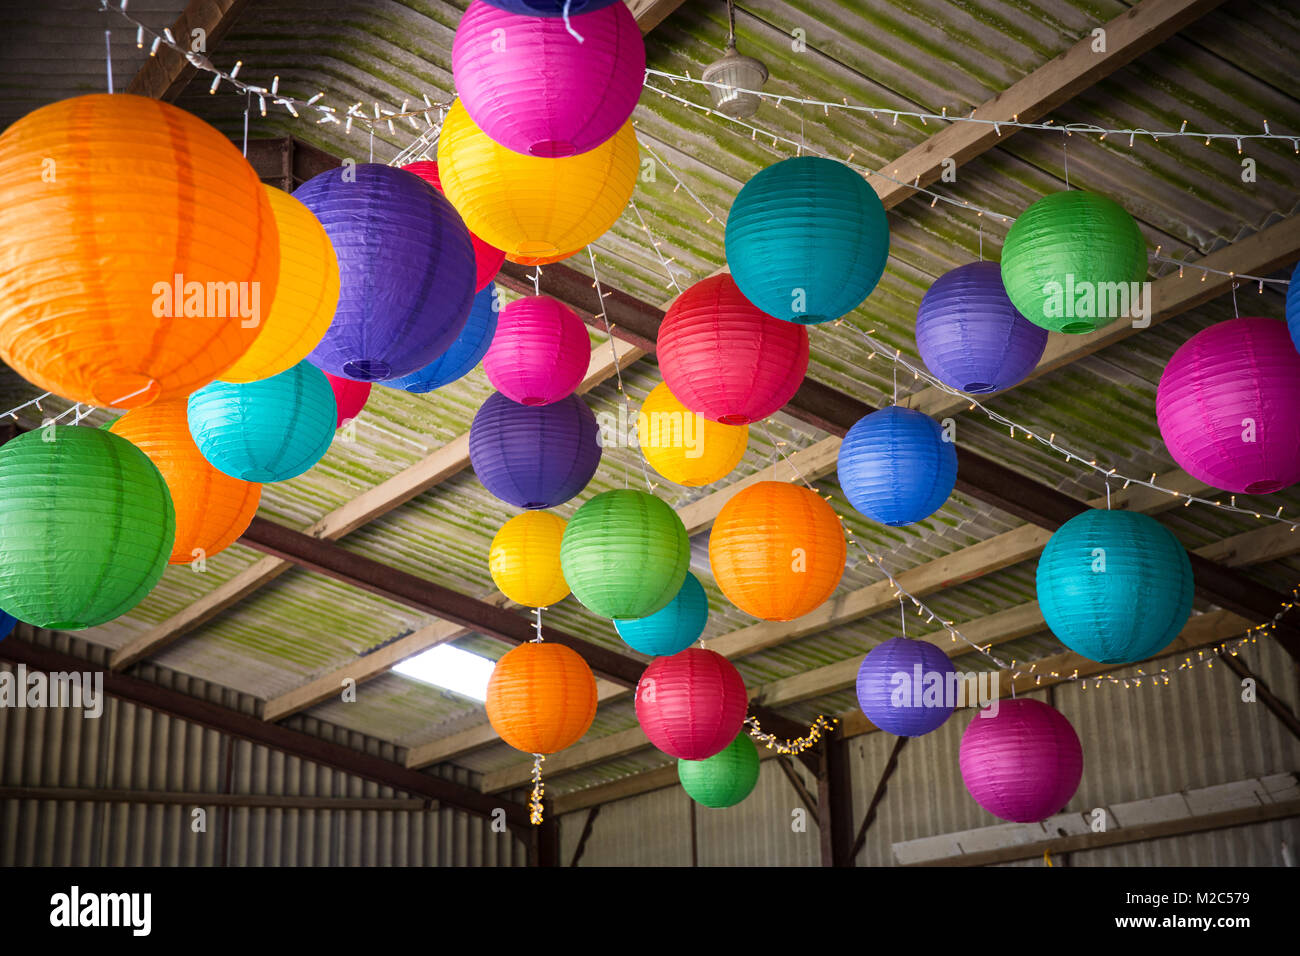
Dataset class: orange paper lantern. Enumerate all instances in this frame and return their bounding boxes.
[709,481,846,621]
[110,400,262,565]
[485,643,597,754]
[0,94,279,407]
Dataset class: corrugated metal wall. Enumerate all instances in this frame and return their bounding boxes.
[0,632,528,866]
[559,634,1300,866]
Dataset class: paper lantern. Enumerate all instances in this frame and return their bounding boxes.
[725,156,889,324]
[639,382,748,486]
[959,698,1083,823]
[838,406,957,526]
[479,0,620,13]
[915,261,1048,394]
[295,164,476,381]
[0,610,14,642]
[110,401,261,565]
[486,642,597,754]
[1001,191,1147,333]
[438,100,638,262]
[483,296,590,405]
[709,481,845,621]
[657,274,809,425]
[385,284,500,393]
[1288,261,1300,351]
[678,732,760,808]
[1036,509,1193,665]
[855,638,956,737]
[636,648,747,760]
[453,1,645,158]
[188,361,338,483]
[0,428,175,629]
[399,161,504,291]
[323,371,371,426]
[469,391,602,509]
[0,94,279,407]
[1156,316,1300,494]
[560,489,690,619]
[221,185,340,383]
[614,572,708,656]
[489,511,570,608]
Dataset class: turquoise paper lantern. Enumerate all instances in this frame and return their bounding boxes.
[678,731,760,808]
[1036,509,1193,664]
[725,156,889,324]
[188,361,338,482]
[614,572,708,656]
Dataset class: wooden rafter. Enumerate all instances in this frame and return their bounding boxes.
[126,0,252,102]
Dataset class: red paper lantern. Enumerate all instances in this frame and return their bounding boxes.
[323,370,371,427]
[401,160,505,292]
[657,274,809,425]
[635,648,747,760]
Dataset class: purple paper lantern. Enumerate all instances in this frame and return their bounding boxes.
[915,261,1048,394]
[959,698,1083,823]
[1156,316,1300,494]
[469,391,602,509]
[855,637,956,737]
[453,0,645,158]
[294,164,476,382]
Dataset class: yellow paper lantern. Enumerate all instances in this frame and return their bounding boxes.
[489,511,570,608]
[110,400,262,565]
[0,94,279,408]
[221,186,339,383]
[640,382,747,486]
[438,100,638,262]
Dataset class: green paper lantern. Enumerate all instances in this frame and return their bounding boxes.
[1000,191,1147,334]
[559,489,689,619]
[678,731,760,808]
[0,428,175,629]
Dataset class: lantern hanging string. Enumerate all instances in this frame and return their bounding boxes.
[644,68,1300,150]
[531,606,544,642]
[845,323,1300,529]
[627,199,686,294]
[529,754,545,825]
[103,26,113,94]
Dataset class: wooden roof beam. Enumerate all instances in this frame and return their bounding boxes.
[126,0,252,102]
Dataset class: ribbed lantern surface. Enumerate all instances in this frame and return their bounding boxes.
[469,391,601,509]
[678,731,760,808]
[483,296,591,405]
[855,638,956,737]
[386,283,499,393]
[489,511,571,608]
[639,382,748,486]
[614,572,709,656]
[636,648,748,760]
[838,406,957,526]
[400,160,504,291]
[959,699,1083,823]
[486,642,597,754]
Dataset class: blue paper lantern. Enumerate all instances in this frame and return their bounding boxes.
[385,284,500,393]
[294,163,476,382]
[188,361,338,482]
[1036,509,1193,665]
[0,609,15,641]
[838,406,957,526]
[915,261,1048,394]
[469,391,601,509]
[614,572,708,655]
[1287,261,1300,353]
[480,0,619,13]
[725,156,889,324]
[856,637,956,737]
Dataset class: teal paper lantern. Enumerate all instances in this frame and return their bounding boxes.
[614,572,708,656]
[1001,191,1147,334]
[1036,509,1193,664]
[678,731,760,808]
[188,361,338,482]
[0,428,175,629]
[725,156,889,324]
[560,489,690,619]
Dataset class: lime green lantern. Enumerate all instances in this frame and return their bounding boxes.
[678,731,760,808]
[0,428,175,629]
[559,489,689,619]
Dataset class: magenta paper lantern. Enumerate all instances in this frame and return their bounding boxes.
[1156,316,1300,494]
[959,698,1083,823]
[483,295,591,405]
[635,648,748,760]
[452,0,645,158]
[322,370,371,427]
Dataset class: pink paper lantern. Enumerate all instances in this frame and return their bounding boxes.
[322,370,371,427]
[483,296,591,406]
[959,698,1083,823]
[451,0,646,158]
[635,648,748,760]
[400,160,505,292]
[1156,316,1300,494]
